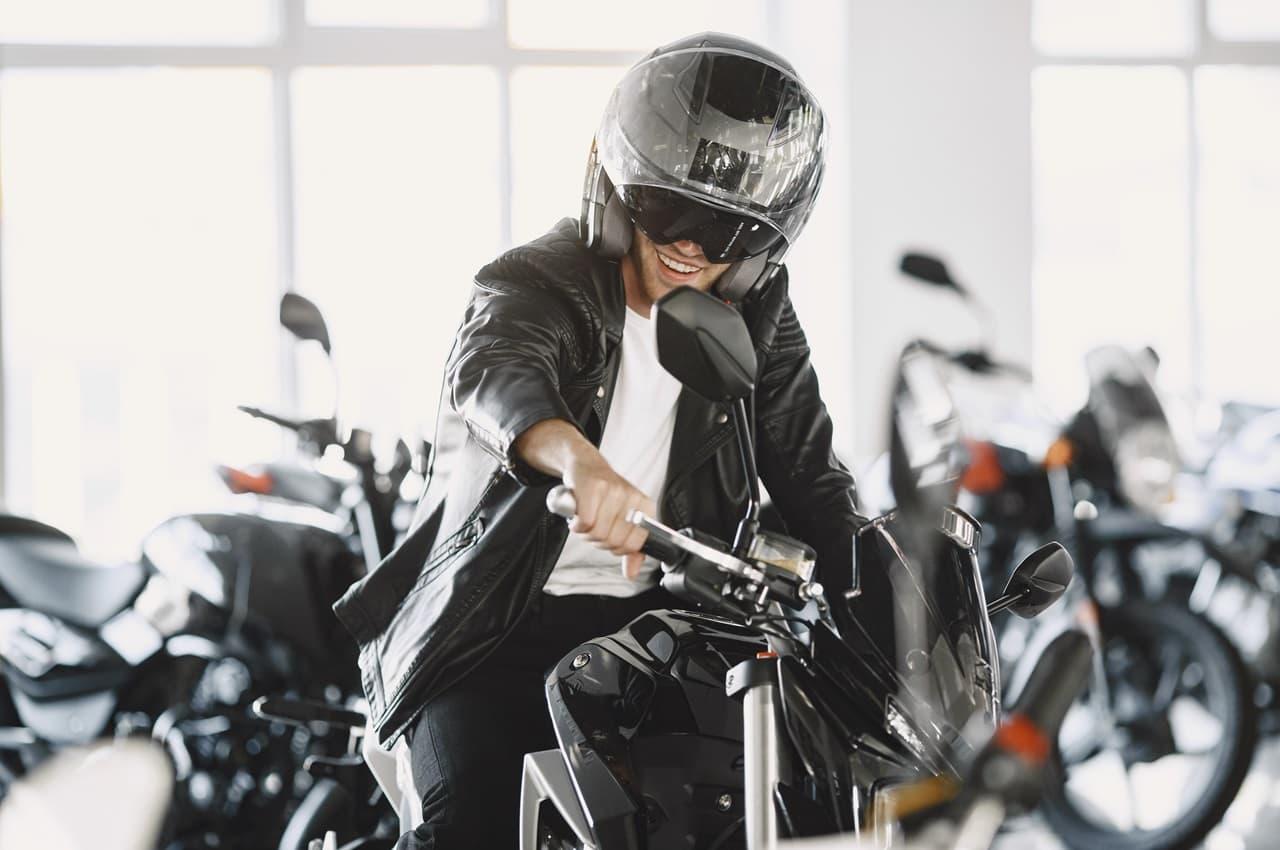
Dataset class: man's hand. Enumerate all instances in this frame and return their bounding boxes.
[514,419,655,579]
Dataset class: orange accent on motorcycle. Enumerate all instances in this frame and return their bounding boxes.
[223,466,275,495]
[960,440,1005,494]
[1044,437,1075,470]
[993,713,1051,764]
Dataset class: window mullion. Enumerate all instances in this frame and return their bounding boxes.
[1185,66,1203,397]
[275,0,304,422]
[496,0,513,250]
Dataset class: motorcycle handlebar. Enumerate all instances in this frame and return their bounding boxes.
[545,485,688,566]
[237,405,306,433]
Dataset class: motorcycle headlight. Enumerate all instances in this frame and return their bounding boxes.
[1114,422,1180,515]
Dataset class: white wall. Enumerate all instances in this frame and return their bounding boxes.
[845,1,1033,465]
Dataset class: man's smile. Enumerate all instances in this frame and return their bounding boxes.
[654,248,706,282]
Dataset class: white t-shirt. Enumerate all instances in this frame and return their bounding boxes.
[542,305,683,597]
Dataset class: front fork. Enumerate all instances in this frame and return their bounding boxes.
[727,653,782,850]
[1045,466,1115,742]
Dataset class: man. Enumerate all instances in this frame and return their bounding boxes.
[333,32,861,849]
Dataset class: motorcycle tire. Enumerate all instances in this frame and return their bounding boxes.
[1040,599,1256,850]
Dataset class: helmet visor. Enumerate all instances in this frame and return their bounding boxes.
[617,184,785,262]
[597,45,826,249]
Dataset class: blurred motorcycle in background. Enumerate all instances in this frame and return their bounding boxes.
[0,293,419,848]
[885,253,1258,850]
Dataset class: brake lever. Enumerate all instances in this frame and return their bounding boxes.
[626,510,766,583]
[546,485,761,577]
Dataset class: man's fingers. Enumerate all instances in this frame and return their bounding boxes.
[569,483,600,534]
[622,552,644,581]
[616,523,649,559]
[604,492,652,551]
[590,485,630,547]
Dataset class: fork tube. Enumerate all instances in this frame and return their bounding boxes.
[743,680,779,850]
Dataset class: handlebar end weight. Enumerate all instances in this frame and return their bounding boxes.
[546,485,578,520]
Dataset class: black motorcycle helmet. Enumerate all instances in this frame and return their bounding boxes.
[580,32,827,302]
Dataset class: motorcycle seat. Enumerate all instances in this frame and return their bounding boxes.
[0,531,147,629]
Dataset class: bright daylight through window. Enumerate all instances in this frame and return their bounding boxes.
[0,0,791,562]
[1032,0,1280,413]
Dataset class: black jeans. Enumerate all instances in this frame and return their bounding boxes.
[394,587,675,850]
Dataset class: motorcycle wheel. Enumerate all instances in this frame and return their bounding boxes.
[1041,599,1256,850]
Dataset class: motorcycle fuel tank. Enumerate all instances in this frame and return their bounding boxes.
[140,513,362,683]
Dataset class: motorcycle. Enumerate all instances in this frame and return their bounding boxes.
[897,252,1258,850]
[277,288,1085,850]
[521,287,1078,848]
[0,292,411,849]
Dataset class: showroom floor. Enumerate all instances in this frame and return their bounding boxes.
[998,738,1280,849]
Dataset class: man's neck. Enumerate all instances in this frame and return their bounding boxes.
[620,253,654,318]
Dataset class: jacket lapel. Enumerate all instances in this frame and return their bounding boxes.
[660,388,733,526]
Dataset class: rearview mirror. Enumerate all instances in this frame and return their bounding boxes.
[280,292,332,355]
[988,542,1074,619]
[900,252,964,296]
[654,288,756,403]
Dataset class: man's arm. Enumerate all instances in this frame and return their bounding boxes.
[447,281,652,573]
[514,421,654,578]
[752,291,864,595]
[446,281,582,480]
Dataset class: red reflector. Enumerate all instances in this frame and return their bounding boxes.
[224,467,274,495]
[993,713,1051,765]
[756,651,778,659]
[960,440,1005,494]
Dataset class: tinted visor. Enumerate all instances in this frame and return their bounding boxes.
[617,184,785,263]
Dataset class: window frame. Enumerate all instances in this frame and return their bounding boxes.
[1032,0,1280,401]
[0,0,789,501]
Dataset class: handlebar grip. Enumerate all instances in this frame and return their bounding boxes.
[546,486,686,566]
[633,518,687,566]
[1011,628,1094,741]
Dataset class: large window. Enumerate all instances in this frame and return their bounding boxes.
[2,1,852,560]
[1032,0,1280,411]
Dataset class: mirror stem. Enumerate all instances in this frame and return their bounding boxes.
[985,591,1022,618]
[731,397,761,557]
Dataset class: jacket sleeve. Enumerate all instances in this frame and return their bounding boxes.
[446,279,587,484]
[752,291,865,595]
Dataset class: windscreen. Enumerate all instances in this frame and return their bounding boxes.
[841,514,1001,771]
[1084,345,1181,514]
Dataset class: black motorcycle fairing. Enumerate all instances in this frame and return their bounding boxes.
[774,655,857,833]
[0,533,147,629]
[7,686,117,745]
[140,513,362,685]
[546,609,767,849]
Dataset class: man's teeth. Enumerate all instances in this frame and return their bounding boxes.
[658,253,699,274]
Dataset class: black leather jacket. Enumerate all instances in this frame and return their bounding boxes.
[334,220,861,745]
